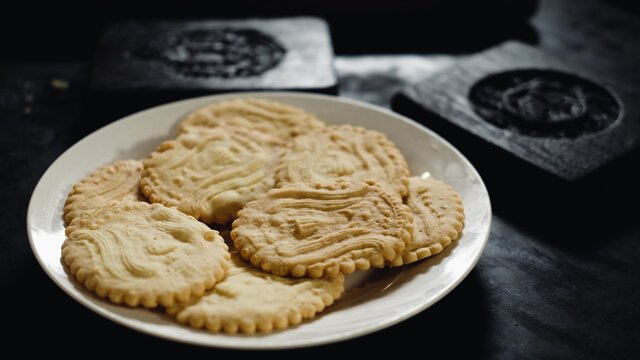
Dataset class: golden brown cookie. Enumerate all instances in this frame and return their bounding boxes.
[167,253,344,334]
[231,183,413,278]
[178,98,325,141]
[275,125,409,198]
[140,126,283,224]
[389,176,465,266]
[62,201,230,308]
[63,159,145,226]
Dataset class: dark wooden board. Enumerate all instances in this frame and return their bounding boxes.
[91,17,336,93]
[89,17,337,119]
[395,41,640,181]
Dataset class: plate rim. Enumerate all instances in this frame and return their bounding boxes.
[26,91,492,349]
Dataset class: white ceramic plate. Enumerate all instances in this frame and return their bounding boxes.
[27,92,491,349]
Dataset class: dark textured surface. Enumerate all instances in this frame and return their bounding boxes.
[2,0,640,358]
[397,41,640,180]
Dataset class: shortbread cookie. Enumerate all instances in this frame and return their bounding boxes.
[275,125,409,198]
[389,176,464,266]
[232,183,413,278]
[62,202,230,308]
[63,159,145,225]
[141,127,283,224]
[168,253,344,334]
[178,98,325,141]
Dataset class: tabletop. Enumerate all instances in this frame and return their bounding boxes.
[2,0,639,358]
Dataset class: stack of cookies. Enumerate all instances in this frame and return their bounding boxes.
[61,98,464,334]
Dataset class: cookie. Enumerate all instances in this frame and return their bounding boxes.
[62,201,230,308]
[275,125,409,198]
[231,183,413,278]
[63,159,145,226]
[389,176,464,266]
[140,126,283,224]
[167,253,344,334]
[178,98,325,141]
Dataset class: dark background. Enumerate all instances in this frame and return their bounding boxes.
[2,0,640,358]
[1,0,638,60]
[0,0,538,60]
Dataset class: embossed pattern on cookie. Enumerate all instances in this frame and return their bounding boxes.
[141,127,283,224]
[168,253,344,334]
[63,159,146,226]
[178,98,325,141]
[275,125,409,198]
[389,176,464,266]
[232,183,413,278]
[62,202,230,308]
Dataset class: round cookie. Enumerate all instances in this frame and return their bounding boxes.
[167,253,344,334]
[63,159,145,226]
[389,176,465,266]
[141,126,283,224]
[178,98,325,141]
[275,125,409,198]
[62,202,230,308]
[232,183,413,278]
